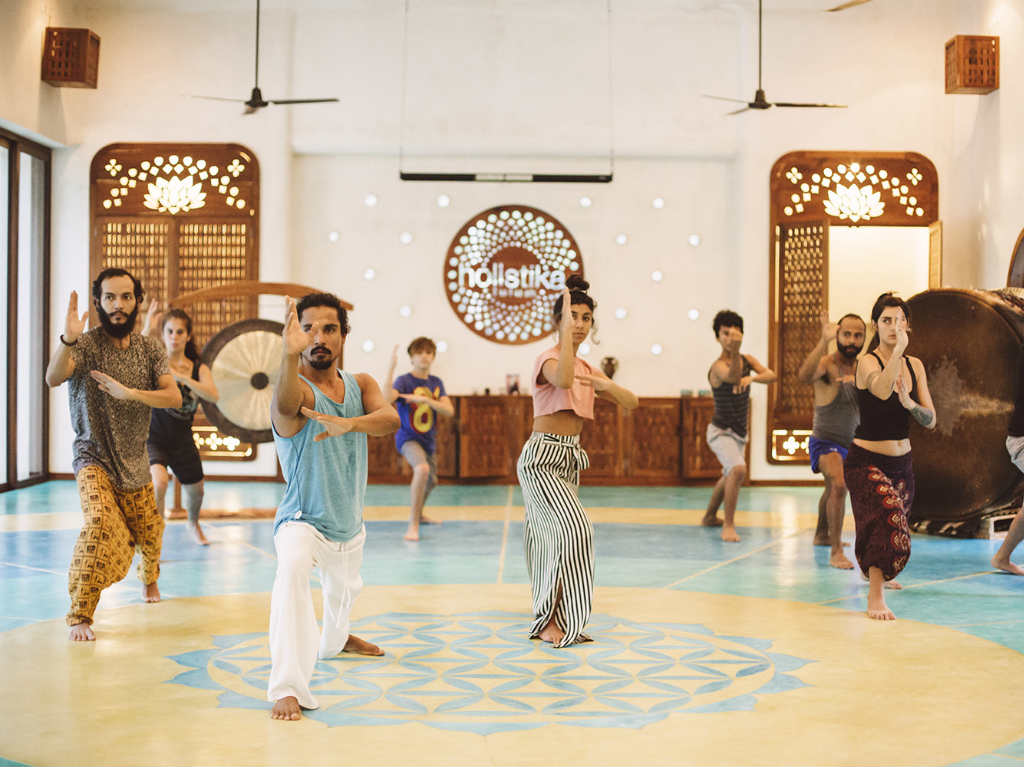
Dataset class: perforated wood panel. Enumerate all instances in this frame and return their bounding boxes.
[773,221,828,423]
[95,220,170,306]
[177,222,255,343]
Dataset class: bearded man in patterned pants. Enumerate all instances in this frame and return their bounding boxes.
[46,268,181,641]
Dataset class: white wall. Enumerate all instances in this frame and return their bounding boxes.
[1,0,1018,480]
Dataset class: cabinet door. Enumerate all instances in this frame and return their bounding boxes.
[629,398,682,481]
[435,400,458,478]
[580,398,622,479]
[682,399,722,479]
[459,397,513,477]
[367,433,408,483]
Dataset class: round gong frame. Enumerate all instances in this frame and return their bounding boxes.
[201,318,284,444]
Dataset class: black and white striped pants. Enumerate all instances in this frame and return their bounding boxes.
[516,431,593,647]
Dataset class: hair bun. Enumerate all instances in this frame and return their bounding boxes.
[565,274,589,292]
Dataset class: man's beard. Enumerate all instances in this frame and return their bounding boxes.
[97,304,138,339]
[308,346,334,370]
[838,343,862,360]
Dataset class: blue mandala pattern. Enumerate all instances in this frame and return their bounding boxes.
[166,611,812,734]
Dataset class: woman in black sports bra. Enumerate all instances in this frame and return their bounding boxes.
[845,293,936,621]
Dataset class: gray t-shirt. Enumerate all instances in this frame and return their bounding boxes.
[68,328,170,490]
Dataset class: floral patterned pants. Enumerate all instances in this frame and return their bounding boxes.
[845,444,914,582]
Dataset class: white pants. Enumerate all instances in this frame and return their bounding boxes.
[266,520,365,709]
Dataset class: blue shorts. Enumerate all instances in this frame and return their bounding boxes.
[809,436,848,474]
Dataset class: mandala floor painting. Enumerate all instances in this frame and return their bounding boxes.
[1,482,1023,766]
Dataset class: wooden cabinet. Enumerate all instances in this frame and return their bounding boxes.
[367,395,736,485]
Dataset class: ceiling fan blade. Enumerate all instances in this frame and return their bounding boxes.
[703,94,751,104]
[773,101,848,108]
[192,95,248,102]
[267,98,340,105]
[727,107,752,115]
[826,0,872,11]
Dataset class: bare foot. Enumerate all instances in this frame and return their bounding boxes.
[993,556,1024,575]
[829,550,855,570]
[143,582,161,603]
[421,515,442,525]
[343,634,384,656]
[403,527,420,541]
[867,591,895,621]
[538,622,565,645]
[69,622,95,641]
[190,522,209,546]
[721,526,741,543]
[271,696,302,721]
[885,580,902,590]
[702,513,723,527]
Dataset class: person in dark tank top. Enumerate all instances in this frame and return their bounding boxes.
[703,310,777,543]
[845,293,936,622]
[797,312,865,570]
[144,307,220,546]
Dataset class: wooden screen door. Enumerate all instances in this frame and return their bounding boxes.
[767,219,829,464]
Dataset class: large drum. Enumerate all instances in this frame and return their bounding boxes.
[906,288,1024,524]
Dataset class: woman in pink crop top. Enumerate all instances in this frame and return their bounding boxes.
[516,275,638,648]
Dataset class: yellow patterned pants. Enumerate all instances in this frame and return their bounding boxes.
[66,465,164,626]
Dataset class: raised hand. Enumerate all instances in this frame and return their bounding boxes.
[282,298,310,356]
[65,291,89,342]
[574,373,611,392]
[397,393,429,404]
[726,327,744,353]
[300,406,355,441]
[390,344,399,368]
[559,287,573,339]
[894,325,910,355]
[820,311,837,343]
[90,370,134,400]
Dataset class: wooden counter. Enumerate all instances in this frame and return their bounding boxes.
[368,395,746,485]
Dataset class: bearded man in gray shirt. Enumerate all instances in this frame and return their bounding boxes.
[46,268,181,641]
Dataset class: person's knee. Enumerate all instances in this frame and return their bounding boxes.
[183,480,204,501]
[829,478,847,497]
[412,463,431,480]
[152,472,168,494]
[729,464,747,482]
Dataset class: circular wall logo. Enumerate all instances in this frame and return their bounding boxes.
[443,205,583,345]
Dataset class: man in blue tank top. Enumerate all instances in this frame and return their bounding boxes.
[267,293,400,722]
[797,312,865,570]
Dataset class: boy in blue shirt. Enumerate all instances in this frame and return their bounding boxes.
[386,337,454,540]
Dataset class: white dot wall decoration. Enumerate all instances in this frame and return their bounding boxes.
[615,233,628,246]
[614,307,628,320]
[651,270,663,283]
[328,231,339,242]
[579,342,591,355]
[364,194,378,207]
[652,197,665,209]
[437,194,451,208]
[688,308,700,320]
[688,234,702,247]
[363,268,375,281]
[651,344,663,356]
[437,340,448,353]
[399,232,413,245]
[579,196,592,208]
[398,305,412,318]
[362,340,375,352]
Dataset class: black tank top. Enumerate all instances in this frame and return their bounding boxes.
[710,356,752,437]
[149,359,202,445]
[853,351,918,441]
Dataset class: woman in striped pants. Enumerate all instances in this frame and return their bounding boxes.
[517,275,638,647]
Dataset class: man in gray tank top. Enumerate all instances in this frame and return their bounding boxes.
[797,312,865,569]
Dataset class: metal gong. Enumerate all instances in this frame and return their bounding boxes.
[201,318,284,443]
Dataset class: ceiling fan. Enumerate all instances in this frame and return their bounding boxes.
[826,0,873,10]
[704,0,847,115]
[194,0,338,114]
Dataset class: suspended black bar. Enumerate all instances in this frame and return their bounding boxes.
[399,171,613,183]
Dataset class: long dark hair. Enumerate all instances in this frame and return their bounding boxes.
[866,292,911,352]
[163,308,200,362]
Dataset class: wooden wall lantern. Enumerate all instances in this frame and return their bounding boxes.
[945,35,999,95]
[41,28,100,89]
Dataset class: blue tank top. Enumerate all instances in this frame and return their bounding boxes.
[273,370,367,542]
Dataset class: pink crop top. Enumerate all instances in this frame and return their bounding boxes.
[531,347,596,419]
